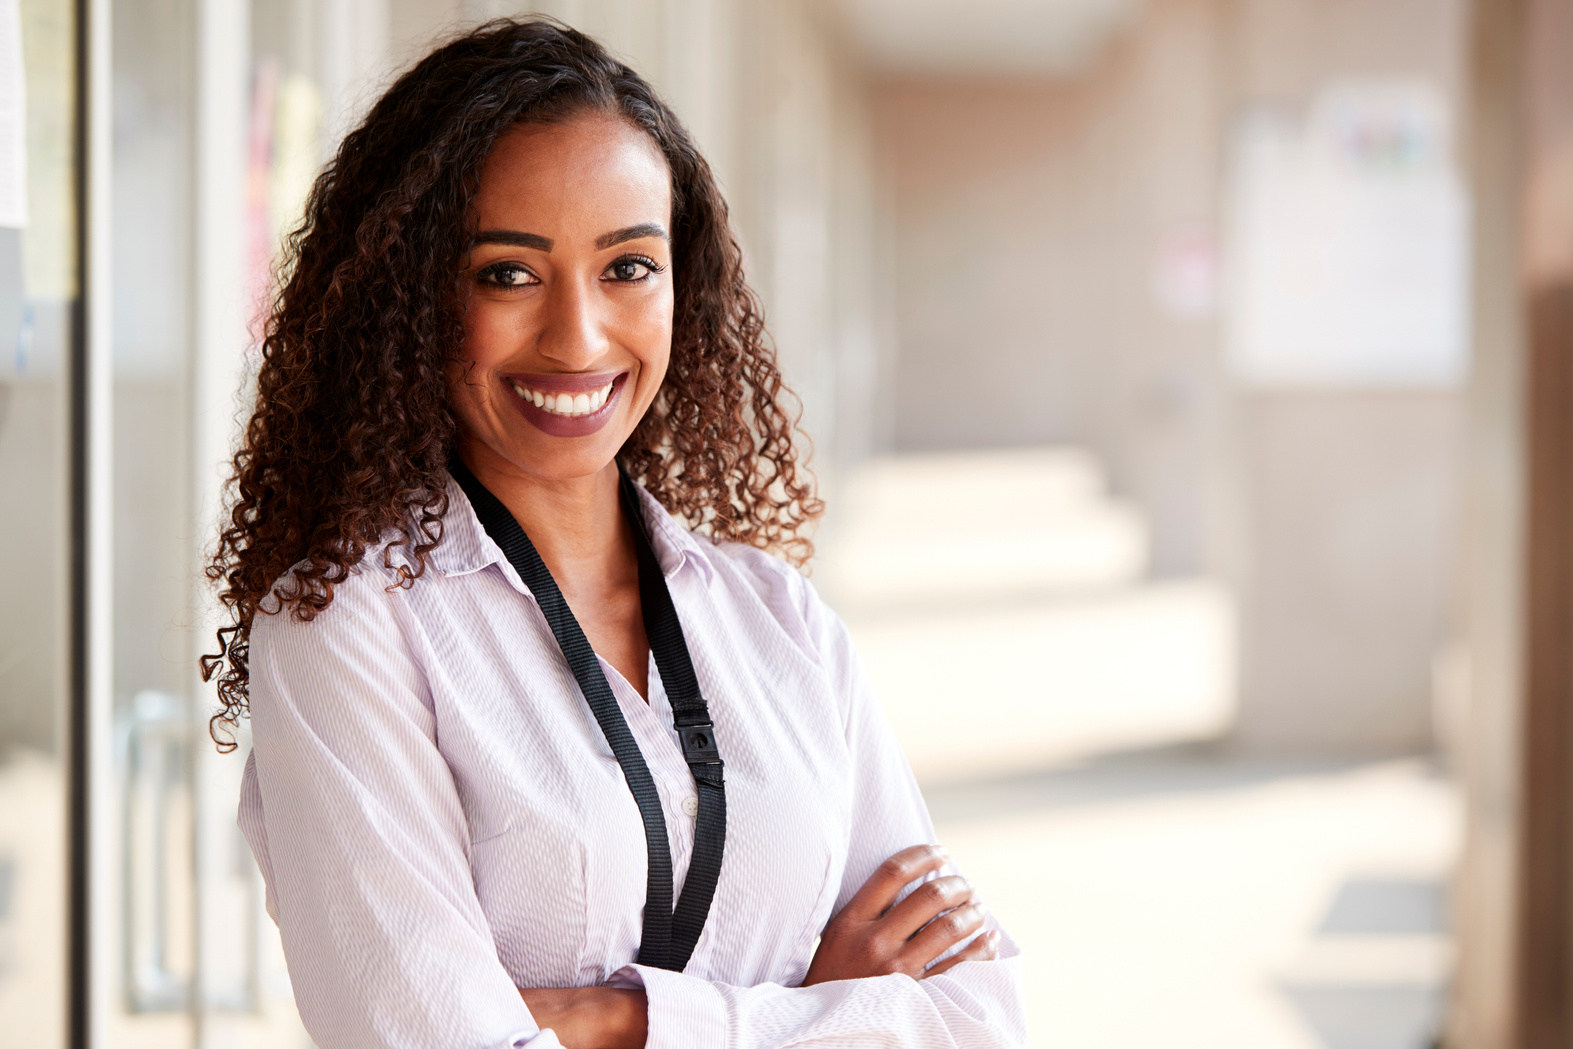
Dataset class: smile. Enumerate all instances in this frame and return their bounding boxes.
[502,370,627,439]
[509,379,616,417]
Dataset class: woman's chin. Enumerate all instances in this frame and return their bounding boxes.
[479,434,627,486]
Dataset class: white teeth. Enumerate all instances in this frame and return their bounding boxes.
[511,379,619,416]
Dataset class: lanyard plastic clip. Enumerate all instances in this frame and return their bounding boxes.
[678,721,721,765]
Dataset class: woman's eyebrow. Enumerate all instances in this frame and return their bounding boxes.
[596,223,669,249]
[474,230,554,251]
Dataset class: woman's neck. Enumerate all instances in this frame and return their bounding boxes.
[457,441,636,592]
[458,439,652,698]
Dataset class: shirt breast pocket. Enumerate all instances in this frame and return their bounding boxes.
[470,819,589,988]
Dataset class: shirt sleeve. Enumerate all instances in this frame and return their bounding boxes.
[612,576,1028,1049]
[239,568,561,1049]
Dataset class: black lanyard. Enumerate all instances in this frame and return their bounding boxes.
[450,459,726,973]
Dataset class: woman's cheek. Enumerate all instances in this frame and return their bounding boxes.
[465,302,520,368]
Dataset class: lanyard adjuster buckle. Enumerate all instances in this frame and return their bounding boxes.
[678,720,721,765]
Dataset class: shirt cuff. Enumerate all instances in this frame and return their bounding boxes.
[613,964,727,1049]
[496,1025,564,1048]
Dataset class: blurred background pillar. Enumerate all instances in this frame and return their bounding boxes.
[1515,1,1573,1042]
[1450,0,1573,1046]
[1447,0,1524,1043]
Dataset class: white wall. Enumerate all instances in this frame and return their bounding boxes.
[868,0,1472,753]
[871,0,1228,575]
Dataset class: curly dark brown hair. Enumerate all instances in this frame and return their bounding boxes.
[202,18,823,750]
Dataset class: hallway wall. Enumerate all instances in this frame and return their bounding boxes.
[872,0,1226,577]
[870,0,1471,753]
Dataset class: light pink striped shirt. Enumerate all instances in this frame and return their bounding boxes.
[238,477,1025,1049]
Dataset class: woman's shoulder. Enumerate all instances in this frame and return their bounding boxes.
[691,529,813,606]
[247,545,427,719]
[692,532,871,727]
[690,530,847,651]
[705,533,803,581]
[253,540,416,638]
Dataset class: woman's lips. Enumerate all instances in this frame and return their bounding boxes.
[507,370,624,395]
[504,371,627,438]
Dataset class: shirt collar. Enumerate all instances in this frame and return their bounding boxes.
[422,474,716,587]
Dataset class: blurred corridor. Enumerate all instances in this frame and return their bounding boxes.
[4,0,1573,1046]
[819,448,1236,779]
[819,448,1453,1049]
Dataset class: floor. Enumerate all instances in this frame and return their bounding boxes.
[0,750,65,1049]
[922,748,1456,1049]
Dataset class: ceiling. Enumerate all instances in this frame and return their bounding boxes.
[831,0,1146,77]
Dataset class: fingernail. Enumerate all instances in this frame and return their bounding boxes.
[933,844,949,858]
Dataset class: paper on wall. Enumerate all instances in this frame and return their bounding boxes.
[0,0,25,229]
[1223,82,1470,388]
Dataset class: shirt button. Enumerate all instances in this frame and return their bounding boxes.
[681,796,699,817]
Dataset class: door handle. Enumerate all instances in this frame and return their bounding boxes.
[119,690,192,1013]
[120,690,261,1014]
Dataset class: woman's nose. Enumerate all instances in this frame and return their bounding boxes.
[536,275,611,369]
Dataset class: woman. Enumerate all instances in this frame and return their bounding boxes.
[205,19,1024,1049]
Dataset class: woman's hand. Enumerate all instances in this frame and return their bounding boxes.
[519,987,647,1049]
[803,844,1000,985]
[520,845,995,1041]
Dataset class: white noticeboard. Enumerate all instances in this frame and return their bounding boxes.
[0,0,24,230]
[1223,82,1470,388]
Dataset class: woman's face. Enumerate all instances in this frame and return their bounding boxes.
[451,113,674,484]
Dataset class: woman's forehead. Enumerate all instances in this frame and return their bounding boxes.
[474,115,672,233]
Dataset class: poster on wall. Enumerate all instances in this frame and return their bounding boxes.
[1223,81,1470,388]
[0,0,25,230]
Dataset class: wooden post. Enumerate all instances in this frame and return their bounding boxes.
[1453,1,1573,1046]
[1516,0,1573,1035]
[1520,278,1573,1047]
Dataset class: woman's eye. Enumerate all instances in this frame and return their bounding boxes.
[605,257,659,283]
[479,263,536,288]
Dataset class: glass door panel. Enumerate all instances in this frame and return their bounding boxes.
[0,0,77,1044]
[106,0,198,1042]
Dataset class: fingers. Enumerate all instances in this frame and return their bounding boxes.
[922,927,1001,979]
[880,874,974,940]
[902,899,989,969]
[837,844,950,923]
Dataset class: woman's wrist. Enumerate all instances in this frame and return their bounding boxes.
[521,986,648,1048]
[575,986,648,1049]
